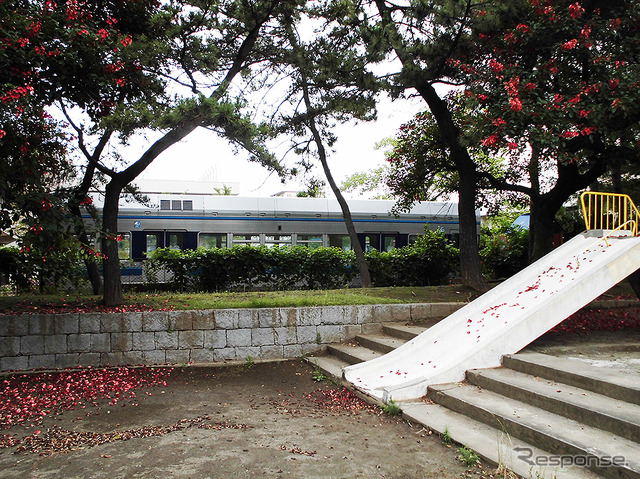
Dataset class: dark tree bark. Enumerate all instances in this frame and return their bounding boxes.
[372,0,487,292]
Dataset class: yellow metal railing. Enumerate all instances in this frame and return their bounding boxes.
[580,191,640,236]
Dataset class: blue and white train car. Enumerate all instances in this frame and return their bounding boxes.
[88,193,472,261]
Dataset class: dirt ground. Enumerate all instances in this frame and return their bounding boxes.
[0,360,495,479]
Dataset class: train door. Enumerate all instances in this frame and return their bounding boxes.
[131,231,197,260]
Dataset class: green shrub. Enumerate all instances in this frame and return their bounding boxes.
[367,229,459,287]
[479,215,529,280]
[147,231,458,293]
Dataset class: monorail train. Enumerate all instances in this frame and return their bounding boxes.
[88,193,475,261]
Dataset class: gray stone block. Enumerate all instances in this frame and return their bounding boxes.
[298,307,322,326]
[431,302,464,318]
[213,348,236,361]
[316,325,344,343]
[20,335,44,355]
[320,306,347,325]
[90,333,111,353]
[300,343,324,356]
[79,313,102,333]
[283,344,303,358]
[178,330,204,349]
[0,315,29,336]
[55,314,79,334]
[132,332,155,351]
[77,353,101,367]
[296,325,318,344]
[0,336,20,356]
[354,305,373,324]
[169,311,193,330]
[142,311,169,332]
[251,328,274,347]
[55,353,80,369]
[28,315,54,335]
[227,329,251,347]
[165,349,190,364]
[155,331,178,350]
[1,355,29,371]
[28,354,56,369]
[235,346,260,360]
[237,309,258,329]
[204,330,226,349]
[273,327,297,345]
[410,303,433,321]
[192,310,215,330]
[44,335,67,355]
[101,352,124,366]
[142,350,166,365]
[260,345,284,359]
[258,308,277,328]
[344,324,363,338]
[101,313,142,333]
[122,351,145,365]
[214,309,237,329]
[68,334,91,353]
[280,308,297,328]
[189,348,214,363]
[111,333,133,352]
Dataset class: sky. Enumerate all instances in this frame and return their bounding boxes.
[135,95,426,198]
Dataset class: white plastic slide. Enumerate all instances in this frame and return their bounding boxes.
[343,230,640,402]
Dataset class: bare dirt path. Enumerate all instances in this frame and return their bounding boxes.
[0,361,495,478]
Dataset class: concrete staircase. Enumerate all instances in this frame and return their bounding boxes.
[307,323,640,479]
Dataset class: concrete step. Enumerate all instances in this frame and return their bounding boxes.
[381,323,429,341]
[467,367,640,443]
[503,351,640,405]
[400,401,602,479]
[306,355,349,383]
[326,343,383,365]
[354,333,408,354]
[428,382,640,479]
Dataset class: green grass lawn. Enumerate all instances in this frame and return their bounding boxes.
[0,285,481,315]
[1,281,634,315]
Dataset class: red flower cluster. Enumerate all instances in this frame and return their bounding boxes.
[551,307,640,334]
[0,367,173,427]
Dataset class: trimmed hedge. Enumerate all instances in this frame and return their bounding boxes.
[147,230,459,292]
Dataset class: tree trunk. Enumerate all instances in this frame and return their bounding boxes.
[457,162,487,291]
[528,197,557,262]
[102,182,123,306]
[317,152,372,288]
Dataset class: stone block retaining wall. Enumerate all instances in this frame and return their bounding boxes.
[0,303,465,371]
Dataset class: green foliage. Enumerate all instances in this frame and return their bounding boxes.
[479,212,529,280]
[311,366,327,382]
[382,398,402,416]
[457,445,480,467]
[243,355,255,370]
[442,426,452,446]
[146,233,458,293]
[367,229,459,287]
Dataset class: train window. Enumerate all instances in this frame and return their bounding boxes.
[146,234,160,255]
[199,233,227,249]
[118,233,131,259]
[168,233,183,250]
[383,235,397,251]
[408,235,418,245]
[364,234,380,252]
[297,235,323,249]
[183,200,193,211]
[171,200,181,210]
[160,200,170,210]
[265,235,292,248]
[233,234,260,246]
[329,235,351,251]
